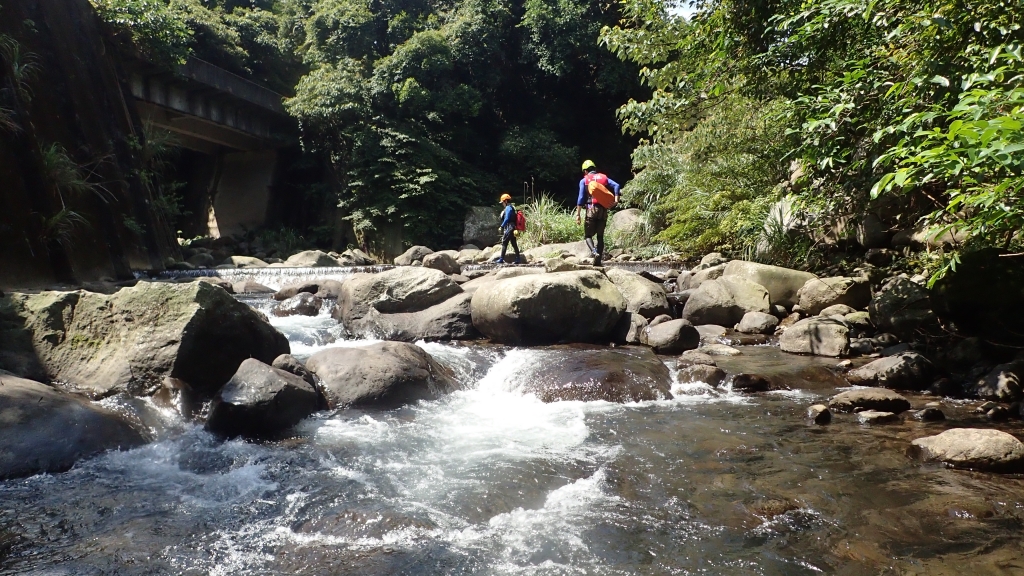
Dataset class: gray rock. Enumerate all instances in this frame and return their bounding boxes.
[849,338,876,355]
[206,359,320,438]
[820,304,857,317]
[607,208,644,238]
[722,260,818,307]
[678,364,726,386]
[910,408,946,421]
[844,311,873,335]
[829,387,911,413]
[186,252,216,268]
[394,245,434,266]
[516,346,673,403]
[648,314,673,328]
[470,270,626,345]
[807,404,831,424]
[910,428,1024,472]
[845,352,934,390]
[233,280,276,294]
[272,292,324,317]
[880,343,912,356]
[0,372,146,479]
[987,406,1011,421]
[780,317,850,357]
[736,311,779,334]
[677,350,717,368]
[730,373,771,392]
[857,410,900,425]
[464,206,501,248]
[351,293,477,341]
[306,342,458,408]
[335,268,462,328]
[699,343,741,356]
[682,277,770,326]
[605,268,670,319]
[613,312,648,345]
[272,354,317,387]
[869,277,937,339]
[545,258,578,273]
[285,250,341,268]
[856,214,890,249]
[274,280,321,301]
[0,283,289,398]
[946,337,987,371]
[640,319,700,354]
[457,248,482,264]
[422,252,461,275]
[695,324,728,342]
[700,252,728,268]
[797,277,871,316]
[224,255,268,268]
[971,362,1024,402]
[680,263,727,290]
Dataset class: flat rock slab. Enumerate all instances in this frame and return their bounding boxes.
[513,346,673,403]
[910,428,1024,472]
[829,387,911,414]
[857,410,900,425]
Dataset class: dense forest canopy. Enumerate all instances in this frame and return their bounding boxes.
[92,0,646,247]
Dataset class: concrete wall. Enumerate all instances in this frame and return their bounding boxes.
[211,150,278,237]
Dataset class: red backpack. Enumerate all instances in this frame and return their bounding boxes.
[515,209,526,231]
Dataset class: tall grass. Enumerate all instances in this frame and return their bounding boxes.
[516,194,579,249]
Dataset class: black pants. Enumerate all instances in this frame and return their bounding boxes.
[500,228,520,262]
[584,204,608,258]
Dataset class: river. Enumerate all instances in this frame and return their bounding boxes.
[2,288,1023,575]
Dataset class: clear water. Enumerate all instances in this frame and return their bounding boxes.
[3,297,1024,575]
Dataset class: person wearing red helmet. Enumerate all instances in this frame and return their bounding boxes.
[497,193,521,264]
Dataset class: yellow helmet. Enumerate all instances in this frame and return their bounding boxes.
[581,159,596,171]
[499,193,512,203]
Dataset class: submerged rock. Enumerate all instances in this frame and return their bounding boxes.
[857,410,900,425]
[470,270,626,345]
[0,282,289,398]
[910,428,1024,472]
[828,387,911,414]
[0,372,146,479]
[306,342,458,408]
[206,359,321,439]
[517,346,672,403]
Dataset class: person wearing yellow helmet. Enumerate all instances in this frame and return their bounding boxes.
[496,193,521,264]
[576,160,621,266]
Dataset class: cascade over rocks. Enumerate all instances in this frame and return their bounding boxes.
[0,282,289,398]
[682,277,770,326]
[514,346,673,403]
[0,372,146,480]
[797,277,871,315]
[394,246,434,266]
[722,261,817,307]
[470,270,626,345]
[780,317,850,357]
[275,280,345,301]
[272,292,324,317]
[846,352,934,390]
[828,388,911,413]
[206,359,321,439]
[640,319,700,354]
[910,428,1024,472]
[306,342,458,408]
[605,268,670,319]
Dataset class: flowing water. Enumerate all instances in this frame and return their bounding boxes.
[3,290,1024,574]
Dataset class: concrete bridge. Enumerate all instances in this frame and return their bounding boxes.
[128,58,293,238]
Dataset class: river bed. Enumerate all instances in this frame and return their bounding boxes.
[2,295,1024,575]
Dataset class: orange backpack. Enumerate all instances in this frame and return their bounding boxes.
[584,172,616,209]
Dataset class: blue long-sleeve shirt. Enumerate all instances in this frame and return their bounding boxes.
[500,204,515,230]
[577,173,621,207]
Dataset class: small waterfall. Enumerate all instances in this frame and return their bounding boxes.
[143,265,394,290]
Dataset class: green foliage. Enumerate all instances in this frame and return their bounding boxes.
[40,143,114,206]
[134,125,187,225]
[516,194,579,248]
[91,0,192,64]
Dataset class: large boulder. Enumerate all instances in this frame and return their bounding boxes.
[970,362,1024,402]
[463,206,501,248]
[470,270,627,345]
[722,260,817,307]
[206,359,321,439]
[869,276,937,339]
[846,352,934,390]
[0,282,289,398]
[640,319,700,354]
[779,317,850,357]
[612,312,648,345]
[523,241,594,261]
[796,277,871,315]
[352,293,478,341]
[306,342,458,408]
[678,364,727,386]
[736,311,779,334]
[606,208,644,237]
[284,250,340,268]
[224,255,268,268]
[394,245,434,266]
[910,429,1024,472]
[0,372,146,479]
[514,346,672,403]
[335,267,462,324]
[605,268,670,319]
[679,263,727,291]
[422,252,461,275]
[828,387,911,413]
[337,248,375,266]
[681,277,770,326]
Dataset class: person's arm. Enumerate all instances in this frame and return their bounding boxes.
[500,205,513,229]
[608,179,622,204]
[576,179,587,222]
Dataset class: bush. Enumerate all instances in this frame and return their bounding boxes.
[516,194,579,249]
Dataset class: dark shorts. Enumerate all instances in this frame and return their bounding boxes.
[584,204,607,238]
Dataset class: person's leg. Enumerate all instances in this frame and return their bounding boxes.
[594,209,607,265]
[584,212,598,256]
[511,234,521,263]
[498,229,509,263]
